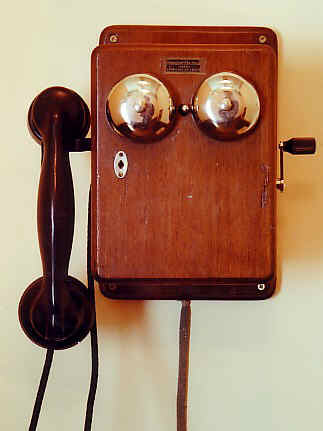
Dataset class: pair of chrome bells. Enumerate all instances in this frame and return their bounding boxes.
[106,72,260,141]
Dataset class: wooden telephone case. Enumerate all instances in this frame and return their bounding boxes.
[91,26,278,300]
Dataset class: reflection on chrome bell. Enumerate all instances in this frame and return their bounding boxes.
[106,74,175,142]
[192,72,260,140]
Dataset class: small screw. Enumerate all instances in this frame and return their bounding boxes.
[258,35,267,44]
[257,283,266,291]
[110,34,119,43]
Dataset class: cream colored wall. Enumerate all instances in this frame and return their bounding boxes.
[1,0,322,429]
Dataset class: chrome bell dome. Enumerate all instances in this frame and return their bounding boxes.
[192,72,260,140]
[106,74,175,142]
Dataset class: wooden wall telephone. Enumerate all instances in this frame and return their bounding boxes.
[18,25,316,430]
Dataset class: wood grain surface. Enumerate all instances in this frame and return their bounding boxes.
[91,27,277,299]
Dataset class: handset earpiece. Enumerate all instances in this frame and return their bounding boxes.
[19,87,94,350]
[106,74,176,142]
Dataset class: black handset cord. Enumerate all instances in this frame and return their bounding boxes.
[84,189,99,431]
[28,189,99,431]
[28,347,54,431]
[28,300,190,431]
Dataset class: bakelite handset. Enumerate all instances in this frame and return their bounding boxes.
[19,87,94,349]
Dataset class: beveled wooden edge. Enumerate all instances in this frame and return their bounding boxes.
[97,276,276,300]
[99,25,277,54]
